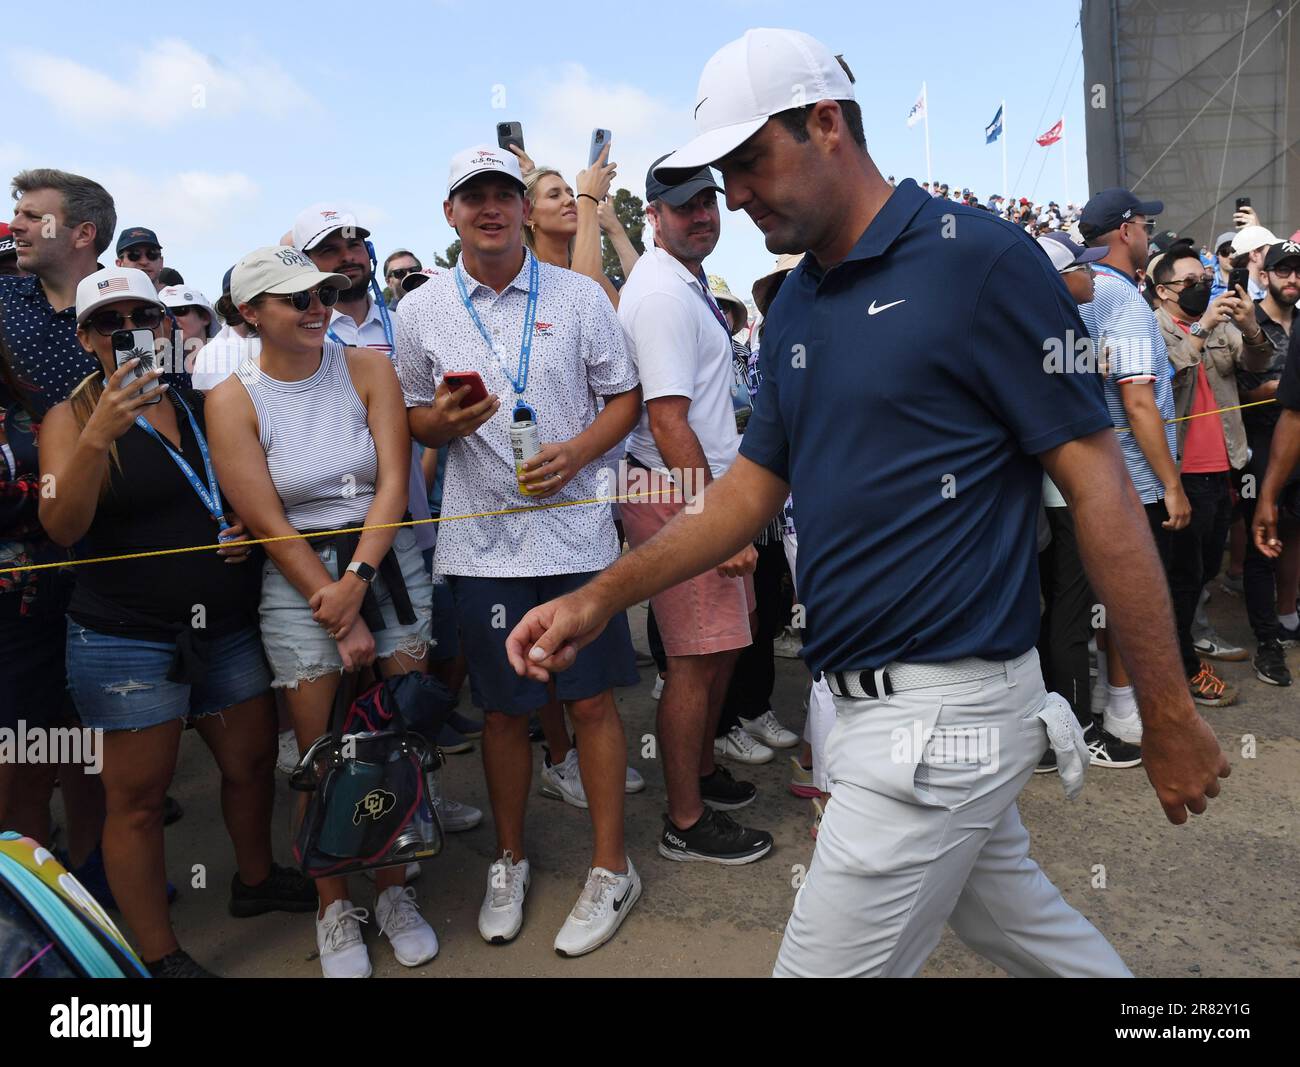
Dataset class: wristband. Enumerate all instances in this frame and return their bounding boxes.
[577,193,600,206]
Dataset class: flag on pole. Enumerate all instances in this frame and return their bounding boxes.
[1036,118,1064,146]
[906,86,927,128]
[984,105,1003,144]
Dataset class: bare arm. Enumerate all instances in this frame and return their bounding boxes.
[345,348,410,569]
[519,387,642,496]
[598,199,640,281]
[1253,408,1300,558]
[571,147,620,307]
[407,382,500,449]
[646,395,712,488]
[1119,380,1189,528]
[1041,429,1229,824]
[504,454,787,678]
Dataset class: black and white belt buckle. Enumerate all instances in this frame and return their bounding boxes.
[827,668,894,701]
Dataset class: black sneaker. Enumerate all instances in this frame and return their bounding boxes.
[229,863,317,917]
[1083,721,1142,769]
[658,809,773,865]
[1279,620,1300,649]
[699,764,756,810]
[1254,640,1292,686]
[1033,747,1057,774]
[146,949,218,978]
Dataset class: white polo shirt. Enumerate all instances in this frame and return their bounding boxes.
[395,249,638,578]
[618,246,741,478]
[192,324,260,391]
[327,294,435,552]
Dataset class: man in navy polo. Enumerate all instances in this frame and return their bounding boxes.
[505,29,1230,978]
[114,226,165,289]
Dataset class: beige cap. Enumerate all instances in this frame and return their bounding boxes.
[708,273,748,332]
[230,245,348,308]
[750,252,805,316]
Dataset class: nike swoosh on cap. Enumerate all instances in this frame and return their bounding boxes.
[694,97,708,119]
[867,299,906,315]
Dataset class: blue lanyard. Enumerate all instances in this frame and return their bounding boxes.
[454,251,539,395]
[326,284,395,352]
[133,393,229,533]
[695,269,734,342]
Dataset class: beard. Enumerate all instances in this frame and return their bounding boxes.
[342,267,372,302]
[1268,277,1300,308]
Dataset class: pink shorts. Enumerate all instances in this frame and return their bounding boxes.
[621,470,755,658]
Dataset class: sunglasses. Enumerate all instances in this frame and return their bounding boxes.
[171,305,208,317]
[388,266,421,281]
[1061,264,1094,275]
[123,248,162,263]
[264,286,341,311]
[1270,265,1299,279]
[87,306,165,336]
[1162,276,1209,289]
[402,273,431,292]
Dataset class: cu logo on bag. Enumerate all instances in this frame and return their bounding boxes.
[354,789,397,824]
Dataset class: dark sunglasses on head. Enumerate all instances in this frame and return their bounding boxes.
[87,305,165,336]
[388,266,421,281]
[171,305,208,318]
[265,286,340,311]
[124,248,162,263]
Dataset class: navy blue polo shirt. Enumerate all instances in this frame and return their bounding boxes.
[740,178,1111,674]
[0,275,99,416]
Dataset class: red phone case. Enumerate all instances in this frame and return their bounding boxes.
[444,372,488,408]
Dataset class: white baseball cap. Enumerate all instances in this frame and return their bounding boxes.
[654,28,856,176]
[157,284,221,338]
[75,266,164,325]
[292,203,371,253]
[446,145,526,198]
[1231,224,1280,257]
[230,245,349,308]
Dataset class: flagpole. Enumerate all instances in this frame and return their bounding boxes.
[1061,120,1069,205]
[1000,98,1007,201]
[923,82,932,187]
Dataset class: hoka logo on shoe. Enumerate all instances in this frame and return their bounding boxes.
[354,788,396,824]
[666,834,686,848]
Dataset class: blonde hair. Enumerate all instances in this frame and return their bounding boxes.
[522,168,574,259]
[67,366,122,500]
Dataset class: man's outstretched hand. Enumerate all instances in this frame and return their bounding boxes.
[1141,711,1231,825]
[505,588,613,682]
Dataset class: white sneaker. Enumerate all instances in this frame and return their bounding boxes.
[1102,705,1143,745]
[375,885,438,967]
[553,859,641,958]
[624,765,646,794]
[434,795,483,832]
[740,710,799,749]
[479,852,530,944]
[540,747,588,809]
[651,673,665,700]
[315,900,371,978]
[772,628,803,659]
[276,729,299,775]
[364,861,421,883]
[713,725,774,765]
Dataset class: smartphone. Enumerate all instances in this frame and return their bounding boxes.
[496,122,525,155]
[1228,267,1251,295]
[443,371,489,408]
[112,329,163,404]
[588,128,612,167]
[1235,196,1251,210]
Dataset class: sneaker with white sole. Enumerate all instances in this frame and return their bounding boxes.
[479,852,530,944]
[740,710,799,749]
[276,729,299,775]
[541,747,588,809]
[1193,633,1249,662]
[316,900,371,979]
[1189,661,1237,707]
[624,765,646,794]
[713,725,774,765]
[434,795,483,832]
[772,627,803,659]
[553,859,641,958]
[375,885,438,967]
[1083,721,1142,769]
[651,674,664,700]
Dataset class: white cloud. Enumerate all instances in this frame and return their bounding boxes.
[15,39,315,130]
[104,168,257,252]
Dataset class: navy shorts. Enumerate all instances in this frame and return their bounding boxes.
[423,546,460,661]
[448,572,638,715]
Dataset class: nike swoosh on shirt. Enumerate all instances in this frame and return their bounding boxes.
[867,299,906,315]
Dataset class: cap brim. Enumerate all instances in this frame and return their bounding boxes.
[1136,199,1163,217]
[653,117,767,180]
[263,270,350,295]
[75,289,165,324]
[301,225,371,252]
[1076,246,1108,264]
[658,175,724,207]
[447,170,526,198]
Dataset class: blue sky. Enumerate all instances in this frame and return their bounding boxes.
[5,0,1090,307]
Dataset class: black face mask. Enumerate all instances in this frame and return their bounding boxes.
[1176,280,1211,317]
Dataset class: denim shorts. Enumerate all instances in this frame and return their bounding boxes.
[66,621,271,732]
[260,527,434,688]
[449,571,638,715]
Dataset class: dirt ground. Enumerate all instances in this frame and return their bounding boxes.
[81,592,1300,978]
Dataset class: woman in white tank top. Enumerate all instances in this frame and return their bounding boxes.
[207,246,437,978]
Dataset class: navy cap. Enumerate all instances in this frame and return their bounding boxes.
[646,153,722,208]
[116,226,161,254]
[1078,188,1162,241]
[221,265,235,296]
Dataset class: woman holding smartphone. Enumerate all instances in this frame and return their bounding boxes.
[38,267,313,979]
[206,246,438,979]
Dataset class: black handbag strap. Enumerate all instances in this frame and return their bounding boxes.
[329,670,363,744]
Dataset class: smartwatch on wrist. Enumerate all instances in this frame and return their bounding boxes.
[346,561,376,584]
[1189,321,1207,338]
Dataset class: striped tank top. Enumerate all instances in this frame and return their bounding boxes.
[236,341,377,531]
